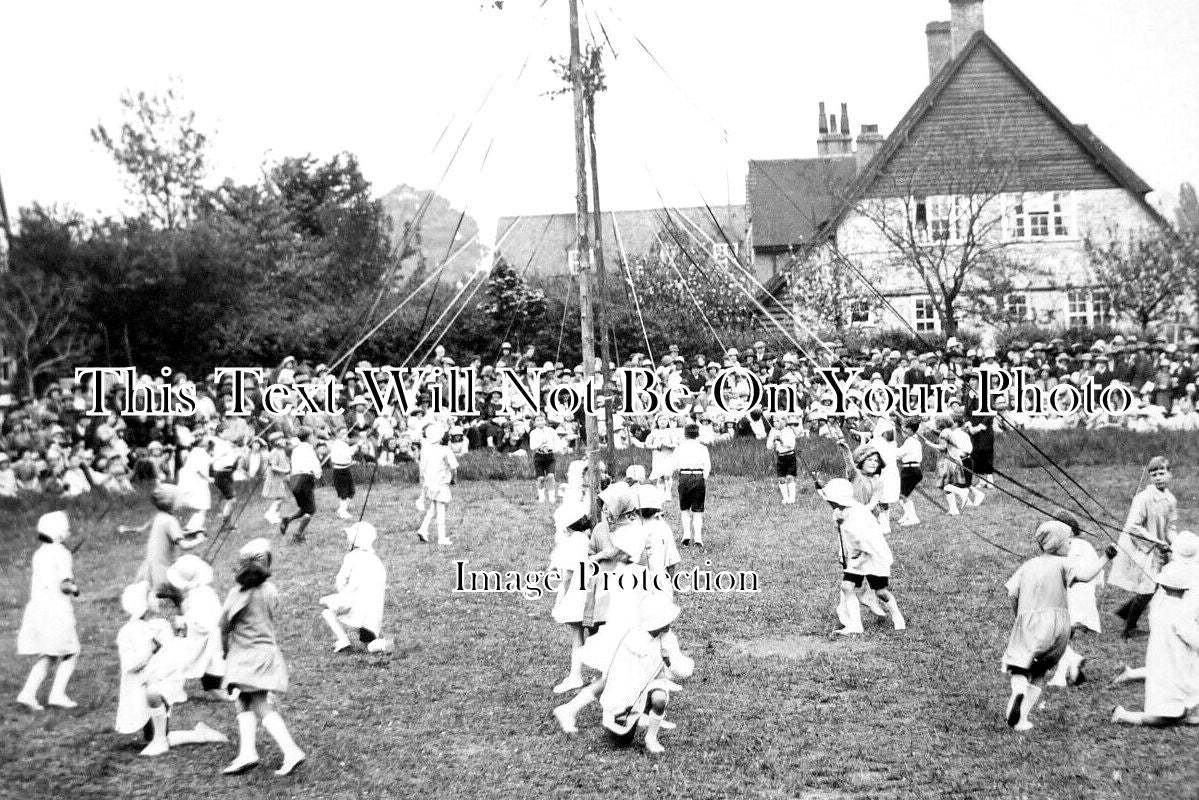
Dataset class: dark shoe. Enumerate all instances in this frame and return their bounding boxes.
[681,538,691,547]
[279,519,289,537]
[1006,693,1024,728]
[695,542,705,549]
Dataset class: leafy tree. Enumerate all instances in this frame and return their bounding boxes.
[479,254,547,329]
[1177,182,1199,234]
[782,250,878,331]
[91,83,208,229]
[1085,225,1196,332]
[0,266,91,396]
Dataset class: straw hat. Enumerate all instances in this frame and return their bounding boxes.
[121,582,151,619]
[635,484,664,511]
[167,555,214,592]
[37,511,70,543]
[639,594,681,632]
[819,478,856,507]
[345,522,378,551]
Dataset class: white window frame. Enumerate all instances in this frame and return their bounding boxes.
[1008,192,1073,241]
[0,339,12,384]
[713,242,730,263]
[914,297,940,333]
[1006,293,1029,322]
[1066,288,1111,328]
[567,249,580,275]
[849,299,874,327]
[911,195,966,244]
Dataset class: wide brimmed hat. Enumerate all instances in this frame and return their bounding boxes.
[635,484,664,511]
[121,582,151,619]
[37,511,70,543]
[819,478,856,507]
[639,594,681,632]
[553,500,589,531]
[345,522,378,551]
[624,464,646,482]
[167,554,214,592]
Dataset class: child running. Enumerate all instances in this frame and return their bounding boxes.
[262,432,290,525]
[549,499,594,694]
[819,478,905,635]
[530,414,565,503]
[766,414,799,505]
[16,511,81,710]
[1048,511,1117,688]
[895,418,924,527]
[1110,456,1177,638]
[417,423,458,545]
[219,538,305,776]
[674,424,710,547]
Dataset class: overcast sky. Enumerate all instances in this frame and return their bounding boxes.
[3,0,1197,244]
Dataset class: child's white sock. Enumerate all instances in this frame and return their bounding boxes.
[262,711,305,776]
[946,492,960,515]
[47,657,76,708]
[321,609,352,652]
[884,595,906,630]
[17,657,49,710]
[141,706,170,756]
[1016,685,1041,731]
[223,711,260,774]
[643,711,666,753]
[970,487,985,507]
[337,500,351,519]
[692,514,704,545]
[837,589,863,634]
[778,483,787,502]
[857,587,886,617]
[553,647,585,694]
[787,482,797,504]
[553,685,597,733]
[680,511,693,543]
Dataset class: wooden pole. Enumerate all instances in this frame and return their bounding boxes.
[585,74,616,471]
[569,0,601,512]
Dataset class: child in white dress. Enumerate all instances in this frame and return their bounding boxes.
[166,555,227,701]
[554,594,694,754]
[320,522,390,653]
[644,416,678,499]
[1111,531,1199,726]
[16,511,81,711]
[115,582,228,755]
[1048,511,1116,688]
[417,424,458,545]
[550,500,594,694]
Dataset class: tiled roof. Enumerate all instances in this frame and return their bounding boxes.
[745,158,858,250]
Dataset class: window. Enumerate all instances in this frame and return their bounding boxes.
[914,298,940,332]
[912,196,963,242]
[1010,192,1071,240]
[1066,288,1112,327]
[567,249,580,274]
[0,340,11,384]
[849,299,873,326]
[713,243,730,263]
[1006,293,1028,322]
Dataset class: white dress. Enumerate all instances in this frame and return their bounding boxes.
[175,448,213,512]
[17,543,80,657]
[870,436,901,504]
[550,532,590,624]
[838,506,893,577]
[115,617,180,734]
[646,429,677,481]
[1142,590,1199,717]
[1063,538,1103,633]
[173,585,226,680]
[321,549,387,635]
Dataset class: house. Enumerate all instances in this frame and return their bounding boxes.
[748,0,1167,339]
[493,204,746,279]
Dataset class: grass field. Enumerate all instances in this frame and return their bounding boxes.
[3,456,1199,799]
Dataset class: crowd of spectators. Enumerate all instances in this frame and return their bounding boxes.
[3,330,1199,498]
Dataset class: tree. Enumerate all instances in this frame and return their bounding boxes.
[0,269,91,396]
[91,83,209,229]
[782,250,878,331]
[1176,182,1199,234]
[479,254,547,329]
[1084,225,1196,332]
[827,118,1030,337]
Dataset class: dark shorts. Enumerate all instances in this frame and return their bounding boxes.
[213,469,236,501]
[290,473,316,515]
[533,452,556,478]
[775,452,797,478]
[333,467,355,499]
[971,448,994,476]
[358,627,377,644]
[899,466,923,497]
[842,572,889,590]
[678,473,706,512]
[960,455,975,487]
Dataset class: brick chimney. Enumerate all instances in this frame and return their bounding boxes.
[855,124,885,172]
[926,20,951,80]
[818,102,854,158]
[950,0,984,57]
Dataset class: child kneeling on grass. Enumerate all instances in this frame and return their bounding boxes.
[320,522,390,653]
[1111,530,1199,727]
[553,594,693,754]
[116,582,228,756]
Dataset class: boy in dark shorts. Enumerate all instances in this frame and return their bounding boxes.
[673,424,710,547]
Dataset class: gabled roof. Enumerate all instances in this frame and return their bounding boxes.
[812,31,1165,246]
[745,157,857,250]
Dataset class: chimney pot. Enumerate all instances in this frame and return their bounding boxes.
[949,0,984,57]
[840,102,850,135]
[925,20,952,81]
[829,114,837,133]
[818,102,828,134]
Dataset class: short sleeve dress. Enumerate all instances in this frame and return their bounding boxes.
[220,582,289,694]
[17,542,80,657]
[1002,556,1072,676]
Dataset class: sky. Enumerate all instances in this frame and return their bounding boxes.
[3,0,1198,247]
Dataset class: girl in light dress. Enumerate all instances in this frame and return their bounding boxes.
[581,484,643,633]
[1111,530,1199,726]
[176,440,214,532]
[219,538,305,777]
[261,432,290,525]
[636,485,681,600]
[166,555,228,701]
[643,416,679,500]
[115,582,228,756]
[1047,511,1116,688]
[16,511,81,711]
[549,499,595,694]
[320,522,390,654]
[416,423,459,546]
